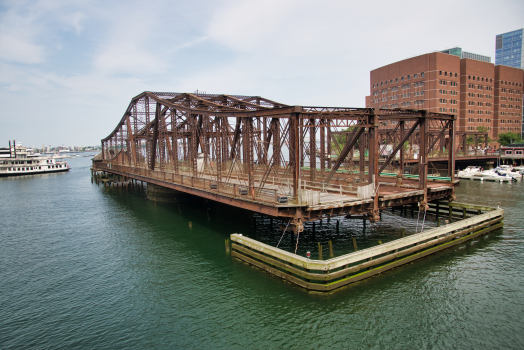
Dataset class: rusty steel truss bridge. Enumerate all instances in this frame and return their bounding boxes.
[92,91,460,232]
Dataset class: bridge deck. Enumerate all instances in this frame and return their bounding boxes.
[93,163,457,222]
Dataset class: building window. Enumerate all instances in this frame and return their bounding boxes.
[439,71,442,75]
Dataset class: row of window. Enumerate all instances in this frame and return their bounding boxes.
[499,112,518,116]
[500,127,521,132]
[374,76,522,90]
[500,88,522,94]
[501,119,518,124]
[440,90,458,95]
[467,93,493,99]
[439,71,458,78]
[373,82,426,95]
[499,104,521,109]
[438,108,457,113]
[466,126,492,131]
[439,99,458,104]
[6,164,64,172]
[467,84,493,91]
[497,80,522,87]
[468,75,492,83]
[467,101,492,107]
[467,110,492,115]
[503,96,521,102]
[439,80,456,86]
[504,150,524,155]
[467,118,492,123]
[374,92,427,103]
[373,72,425,88]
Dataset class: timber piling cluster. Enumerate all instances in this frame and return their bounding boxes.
[91,169,145,191]
[231,202,504,292]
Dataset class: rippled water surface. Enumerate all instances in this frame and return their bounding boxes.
[1,156,523,349]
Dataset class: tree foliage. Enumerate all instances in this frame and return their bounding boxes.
[497,132,522,146]
[466,126,492,145]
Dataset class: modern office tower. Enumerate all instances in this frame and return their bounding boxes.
[495,29,524,68]
[440,47,491,63]
[368,52,524,142]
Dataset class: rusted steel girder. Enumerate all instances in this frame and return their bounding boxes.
[96,91,457,229]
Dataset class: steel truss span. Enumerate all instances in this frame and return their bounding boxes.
[93,91,458,232]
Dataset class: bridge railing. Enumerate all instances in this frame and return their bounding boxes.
[96,163,283,205]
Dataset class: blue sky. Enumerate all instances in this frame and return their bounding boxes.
[1,0,523,148]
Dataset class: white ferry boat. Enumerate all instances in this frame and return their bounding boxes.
[0,141,70,177]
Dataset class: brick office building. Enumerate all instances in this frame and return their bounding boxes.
[494,65,524,136]
[367,51,524,144]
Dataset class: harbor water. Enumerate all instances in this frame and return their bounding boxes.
[1,156,523,349]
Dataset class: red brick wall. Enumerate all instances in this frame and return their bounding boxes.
[460,59,495,139]
[494,65,524,139]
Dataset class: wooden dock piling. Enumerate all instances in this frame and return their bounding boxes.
[230,202,504,292]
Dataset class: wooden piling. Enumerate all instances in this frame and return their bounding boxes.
[230,203,504,292]
[401,228,405,238]
[328,240,334,258]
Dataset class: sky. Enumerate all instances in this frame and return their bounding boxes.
[0,0,523,148]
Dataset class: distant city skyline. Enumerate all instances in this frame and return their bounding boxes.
[1,0,523,147]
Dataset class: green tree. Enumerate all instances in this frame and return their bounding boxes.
[467,126,492,145]
[332,127,356,152]
[497,132,522,146]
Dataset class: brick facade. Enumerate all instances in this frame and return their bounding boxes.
[368,52,524,143]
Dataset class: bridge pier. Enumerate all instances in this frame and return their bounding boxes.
[146,183,185,203]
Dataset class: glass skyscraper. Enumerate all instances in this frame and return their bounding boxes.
[495,28,524,68]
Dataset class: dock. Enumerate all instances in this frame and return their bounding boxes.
[230,202,504,292]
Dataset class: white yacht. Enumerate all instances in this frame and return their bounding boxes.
[457,166,513,182]
[0,141,70,177]
[457,166,481,178]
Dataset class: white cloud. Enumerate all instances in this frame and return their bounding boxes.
[94,41,167,75]
[0,10,46,64]
[2,0,524,146]
[0,33,45,64]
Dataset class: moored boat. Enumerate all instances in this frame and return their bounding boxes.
[0,141,70,177]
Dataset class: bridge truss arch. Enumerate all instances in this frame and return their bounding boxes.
[95,91,457,228]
